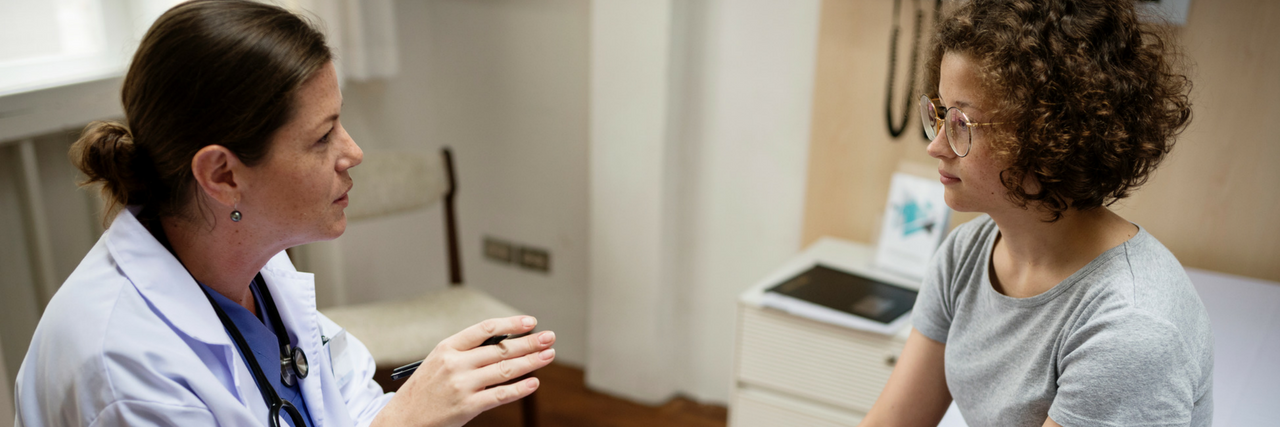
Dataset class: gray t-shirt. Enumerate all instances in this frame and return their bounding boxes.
[913,215,1213,427]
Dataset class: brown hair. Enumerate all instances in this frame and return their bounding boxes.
[923,0,1192,221]
[71,0,332,224]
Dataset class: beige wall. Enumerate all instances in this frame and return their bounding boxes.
[801,0,1280,283]
[0,131,103,394]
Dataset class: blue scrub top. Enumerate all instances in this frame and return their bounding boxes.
[202,281,316,427]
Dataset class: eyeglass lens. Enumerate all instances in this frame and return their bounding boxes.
[917,95,972,157]
[918,95,940,140]
[946,108,971,157]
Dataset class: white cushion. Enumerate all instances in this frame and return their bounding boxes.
[321,287,524,366]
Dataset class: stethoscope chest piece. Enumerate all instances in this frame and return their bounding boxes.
[281,344,309,387]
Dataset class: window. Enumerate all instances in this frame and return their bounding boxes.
[0,0,185,97]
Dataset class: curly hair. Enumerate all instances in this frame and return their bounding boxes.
[923,0,1192,221]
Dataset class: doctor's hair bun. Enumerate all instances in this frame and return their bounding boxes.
[70,121,152,218]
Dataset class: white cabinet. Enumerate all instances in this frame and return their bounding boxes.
[729,237,916,426]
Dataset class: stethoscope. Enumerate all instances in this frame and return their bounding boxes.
[194,273,311,427]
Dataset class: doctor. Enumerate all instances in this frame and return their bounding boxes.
[14,1,556,426]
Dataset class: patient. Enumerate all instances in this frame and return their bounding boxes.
[859,1,1211,426]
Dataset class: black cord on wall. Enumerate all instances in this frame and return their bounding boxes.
[883,0,923,139]
[883,0,942,141]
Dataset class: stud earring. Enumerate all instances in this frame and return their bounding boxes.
[231,202,242,222]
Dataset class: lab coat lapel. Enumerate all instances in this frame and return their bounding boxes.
[108,207,355,427]
[105,207,232,348]
[105,207,266,422]
[260,254,354,427]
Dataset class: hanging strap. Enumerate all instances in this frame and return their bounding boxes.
[883,0,923,138]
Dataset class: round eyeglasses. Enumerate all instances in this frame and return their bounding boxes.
[919,95,1002,157]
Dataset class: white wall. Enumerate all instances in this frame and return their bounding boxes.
[586,0,682,404]
[330,0,590,366]
[676,0,821,401]
[588,0,820,404]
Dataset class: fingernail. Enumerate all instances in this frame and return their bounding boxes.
[539,331,555,344]
[526,377,540,390]
[522,317,536,328]
[540,348,555,360]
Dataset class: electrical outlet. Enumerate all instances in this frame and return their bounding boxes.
[515,246,551,273]
[483,237,513,263]
[483,236,550,273]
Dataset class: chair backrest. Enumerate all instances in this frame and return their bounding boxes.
[347,147,463,285]
[346,149,450,221]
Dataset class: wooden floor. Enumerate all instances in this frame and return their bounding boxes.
[377,363,728,427]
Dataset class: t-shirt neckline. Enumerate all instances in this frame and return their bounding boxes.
[979,219,1149,307]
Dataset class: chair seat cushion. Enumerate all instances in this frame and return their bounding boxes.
[320,287,525,366]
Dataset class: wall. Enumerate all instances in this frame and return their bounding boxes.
[0,131,102,400]
[0,146,44,395]
[675,0,820,402]
[587,0,820,404]
[0,333,11,423]
[331,0,591,365]
[802,0,1280,283]
[586,0,682,403]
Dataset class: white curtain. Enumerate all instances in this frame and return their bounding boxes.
[281,0,400,82]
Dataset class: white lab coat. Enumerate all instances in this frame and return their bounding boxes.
[14,207,394,427]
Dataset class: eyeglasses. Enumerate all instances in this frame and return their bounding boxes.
[918,95,1003,157]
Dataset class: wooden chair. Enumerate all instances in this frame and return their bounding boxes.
[320,147,537,426]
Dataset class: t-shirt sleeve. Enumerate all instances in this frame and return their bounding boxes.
[1048,312,1198,427]
[911,224,964,344]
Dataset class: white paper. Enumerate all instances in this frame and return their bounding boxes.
[760,292,912,336]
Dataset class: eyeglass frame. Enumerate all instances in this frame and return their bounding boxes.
[919,95,1004,158]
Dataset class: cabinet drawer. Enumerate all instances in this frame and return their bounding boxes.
[736,305,907,412]
[730,385,863,427]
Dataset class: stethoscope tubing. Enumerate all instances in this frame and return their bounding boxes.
[251,273,310,387]
[197,282,309,427]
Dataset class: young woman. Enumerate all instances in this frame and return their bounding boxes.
[861,1,1211,426]
[15,1,555,426]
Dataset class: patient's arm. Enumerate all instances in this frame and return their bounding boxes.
[858,328,951,427]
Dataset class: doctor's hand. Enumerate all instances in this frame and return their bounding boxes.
[370,316,556,427]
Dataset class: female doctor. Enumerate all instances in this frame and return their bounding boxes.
[14,1,556,426]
